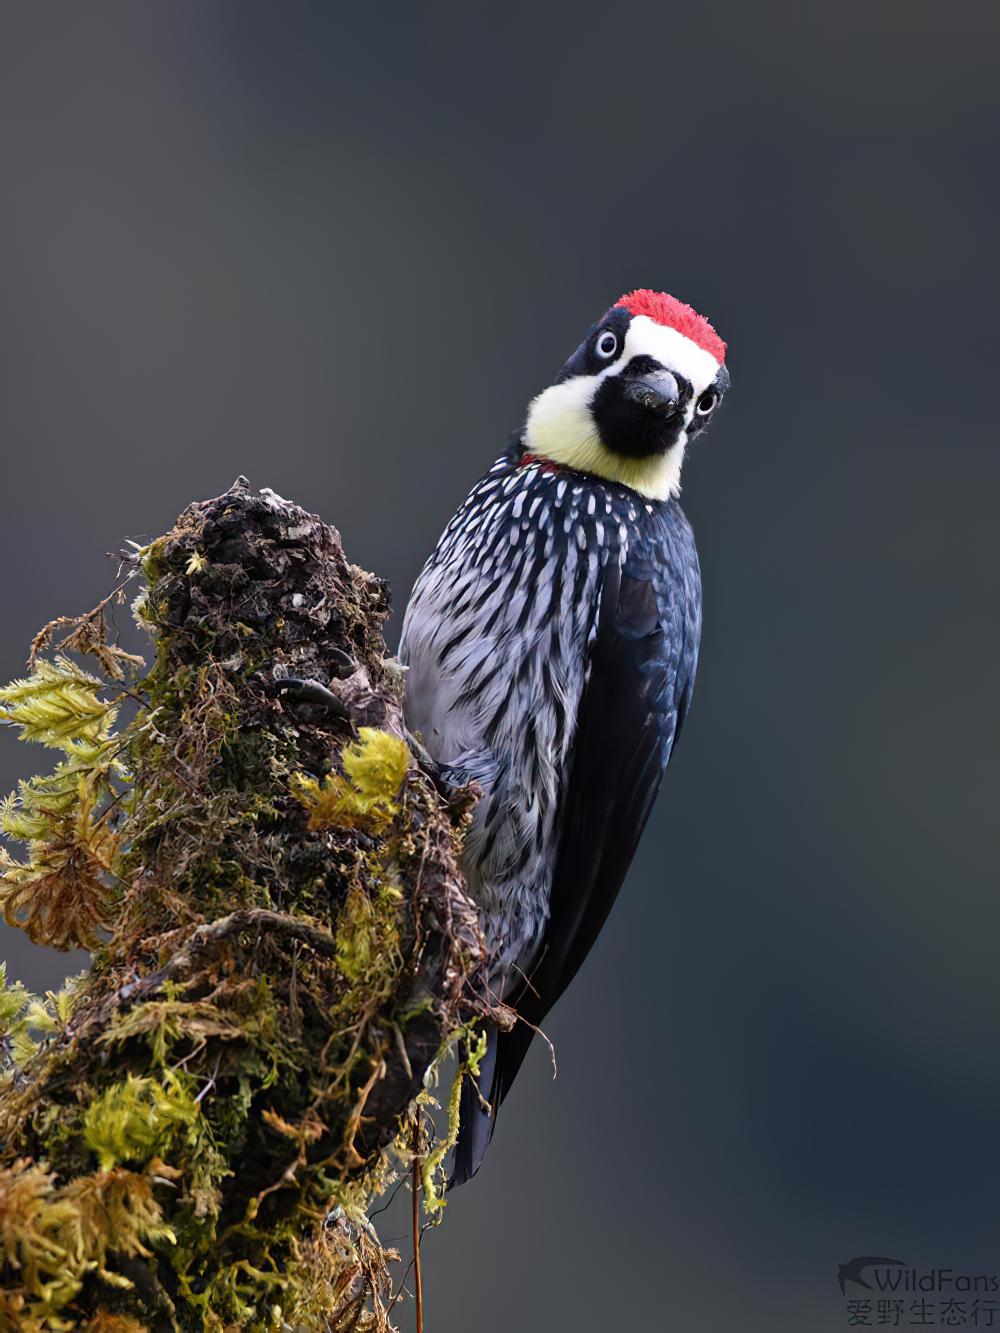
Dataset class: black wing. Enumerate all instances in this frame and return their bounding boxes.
[495,554,687,1100]
[451,534,700,1185]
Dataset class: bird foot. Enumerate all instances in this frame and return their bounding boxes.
[407,734,482,819]
[264,676,353,725]
[405,728,455,801]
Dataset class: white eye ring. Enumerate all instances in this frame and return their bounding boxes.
[696,390,718,415]
[596,330,618,359]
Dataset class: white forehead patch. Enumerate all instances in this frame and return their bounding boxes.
[622,314,721,396]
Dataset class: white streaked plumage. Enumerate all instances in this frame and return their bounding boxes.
[400,454,644,987]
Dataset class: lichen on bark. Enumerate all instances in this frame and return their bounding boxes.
[0,479,486,1331]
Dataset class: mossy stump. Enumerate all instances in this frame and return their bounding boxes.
[0,479,486,1331]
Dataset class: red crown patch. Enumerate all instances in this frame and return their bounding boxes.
[615,289,726,364]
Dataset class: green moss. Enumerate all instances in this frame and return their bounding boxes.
[0,1158,177,1325]
[334,876,403,988]
[83,1071,203,1173]
[419,1026,488,1215]
[0,657,126,951]
[139,536,169,583]
[292,728,411,834]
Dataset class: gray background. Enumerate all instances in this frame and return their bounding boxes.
[2,4,998,1330]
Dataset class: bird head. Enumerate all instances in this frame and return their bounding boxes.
[521,289,729,500]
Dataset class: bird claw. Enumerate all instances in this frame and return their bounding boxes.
[264,676,352,723]
[405,729,454,800]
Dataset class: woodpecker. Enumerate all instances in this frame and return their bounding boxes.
[399,289,729,1184]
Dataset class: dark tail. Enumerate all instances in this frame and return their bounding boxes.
[448,1019,538,1188]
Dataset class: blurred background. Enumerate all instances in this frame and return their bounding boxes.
[1,3,998,1329]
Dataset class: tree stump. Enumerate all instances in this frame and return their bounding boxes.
[0,479,486,1331]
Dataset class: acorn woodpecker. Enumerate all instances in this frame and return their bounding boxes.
[400,289,729,1184]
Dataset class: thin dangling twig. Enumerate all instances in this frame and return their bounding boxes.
[412,1118,425,1333]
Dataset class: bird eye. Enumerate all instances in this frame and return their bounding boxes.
[696,390,718,415]
[595,330,618,359]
